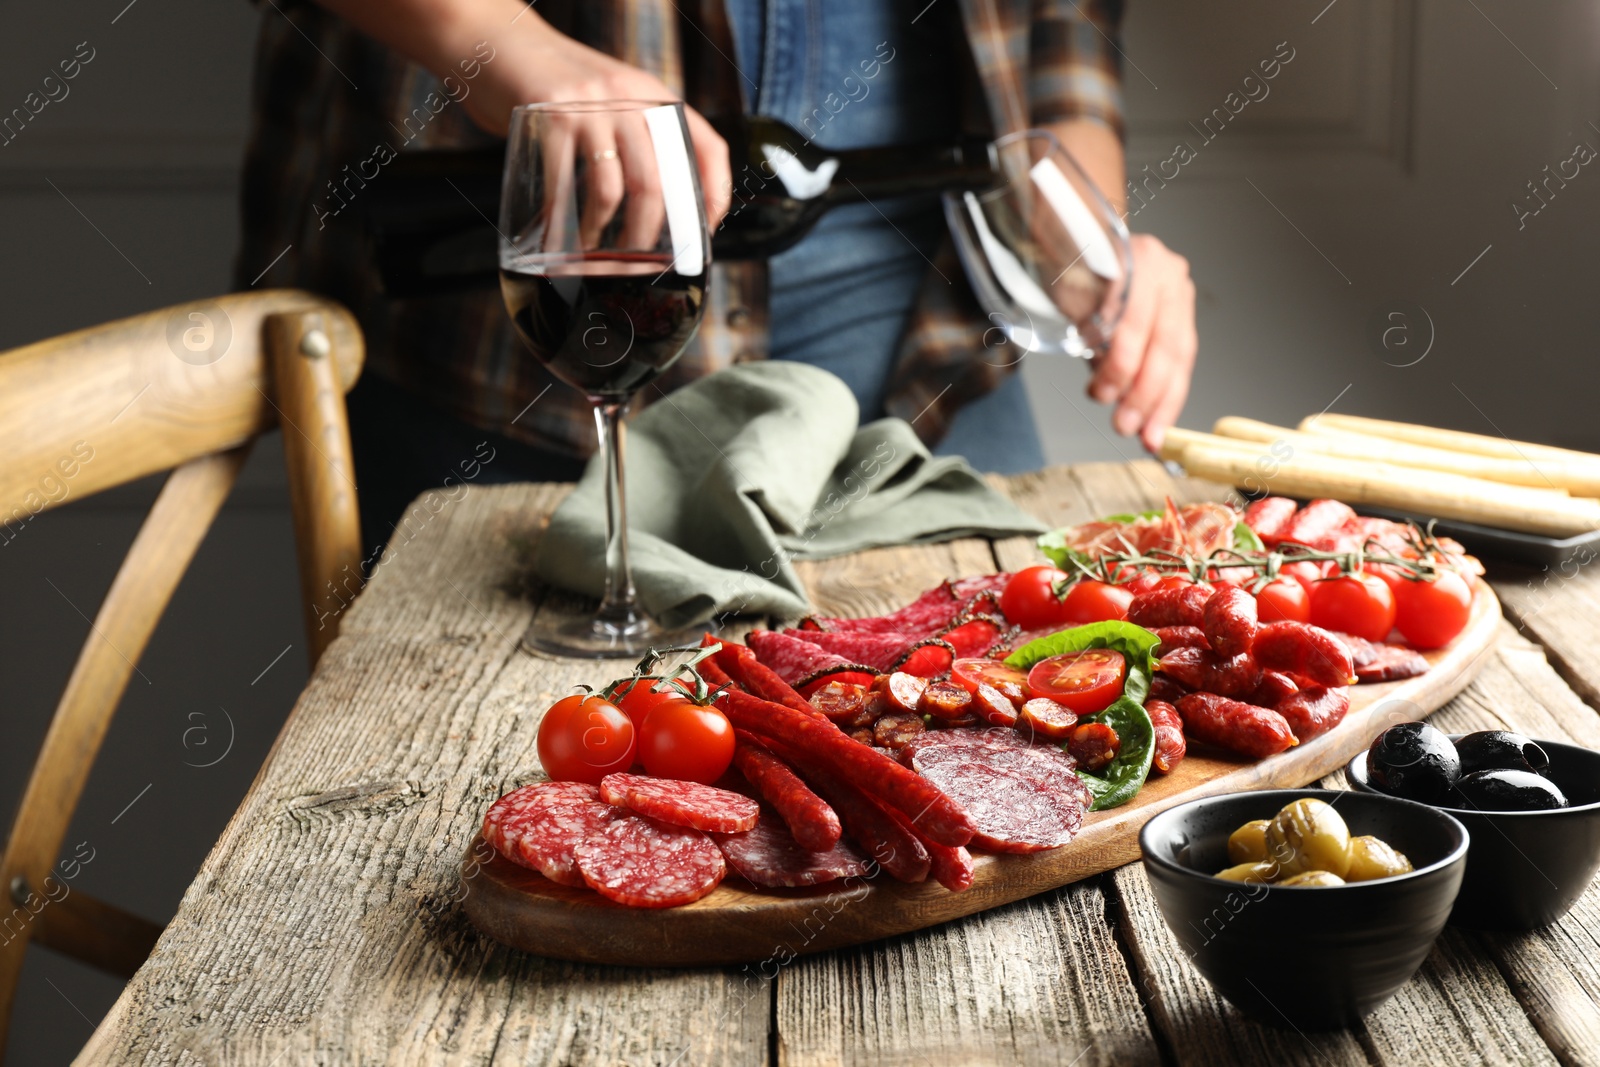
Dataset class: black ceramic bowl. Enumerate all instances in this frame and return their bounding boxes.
[1348,736,1600,929]
[1140,789,1469,1030]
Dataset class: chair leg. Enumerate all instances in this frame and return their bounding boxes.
[266,309,365,668]
[0,450,246,1049]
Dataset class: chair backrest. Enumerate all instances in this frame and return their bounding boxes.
[0,290,366,1052]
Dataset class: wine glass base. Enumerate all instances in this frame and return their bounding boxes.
[521,606,703,660]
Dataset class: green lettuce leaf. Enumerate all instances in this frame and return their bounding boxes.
[1003,621,1160,810]
[1035,528,1090,573]
[1232,521,1264,553]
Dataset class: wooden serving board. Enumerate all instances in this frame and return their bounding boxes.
[461,582,1501,966]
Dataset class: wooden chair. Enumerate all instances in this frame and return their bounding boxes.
[0,291,366,1053]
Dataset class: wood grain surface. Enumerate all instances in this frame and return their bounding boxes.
[72,463,1600,1066]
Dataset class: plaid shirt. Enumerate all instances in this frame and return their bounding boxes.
[237,0,1124,457]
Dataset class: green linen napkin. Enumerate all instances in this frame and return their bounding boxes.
[531,362,1047,627]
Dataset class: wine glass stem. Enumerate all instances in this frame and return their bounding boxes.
[593,400,640,626]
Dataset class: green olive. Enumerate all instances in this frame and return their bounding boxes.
[1214,861,1276,884]
[1227,820,1271,864]
[1345,835,1414,882]
[1265,798,1352,878]
[1278,870,1346,887]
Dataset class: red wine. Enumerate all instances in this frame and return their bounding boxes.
[499,252,705,399]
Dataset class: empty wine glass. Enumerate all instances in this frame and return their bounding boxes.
[944,129,1132,362]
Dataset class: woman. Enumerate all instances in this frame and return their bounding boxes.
[238,0,1196,553]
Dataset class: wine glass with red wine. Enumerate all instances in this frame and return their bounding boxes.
[499,100,709,657]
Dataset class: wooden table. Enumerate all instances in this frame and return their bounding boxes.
[76,462,1600,1066]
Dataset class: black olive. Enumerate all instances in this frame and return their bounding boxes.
[1452,768,1569,812]
[1454,731,1551,776]
[1366,722,1460,804]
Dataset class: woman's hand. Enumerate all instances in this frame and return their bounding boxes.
[460,17,732,235]
[312,0,731,233]
[1088,233,1197,452]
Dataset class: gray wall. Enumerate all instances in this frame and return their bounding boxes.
[1025,0,1600,461]
[0,1,1593,1063]
[0,3,285,1064]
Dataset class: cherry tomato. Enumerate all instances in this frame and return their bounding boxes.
[951,657,1031,696]
[537,693,635,784]
[1156,574,1212,592]
[1393,571,1473,650]
[1025,649,1127,715]
[1061,579,1135,624]
[1364,562,1408,595]
[1001,565,1074,629]
[1125,571,1164,595]
[1310,572,1397,642]
[1281,560,1328,596]
[615,676,692,733]
[637,701,735,784]
[1254,576,1310,624]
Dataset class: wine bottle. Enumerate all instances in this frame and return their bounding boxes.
[713,115,997,258]
[362,115,998,298]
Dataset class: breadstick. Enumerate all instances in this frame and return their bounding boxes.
[1213,416,1599,496]
[1299,413,1600,471]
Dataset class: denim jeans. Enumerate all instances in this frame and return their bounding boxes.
[727,0,1045,473]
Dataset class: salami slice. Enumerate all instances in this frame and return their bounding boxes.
[599,773,760,833]
[808,680,871,721]
[746,630,873,687]
[971,685,1019,727]
[795,669,879,698]
[1067,722,1121,772]
[1331,631,1382,668]
[482,781,619,887]
[1353,643,1430,683]
[949,573,1012,601]
[872,712,926,750]
[918,680,973,720]
[906,730,1090,853]
[783,629,916,671]
[575,816,726,907]
[898,725,1041,765]
[911,755,1089,853]
[937,617,1003,659]
[713,816,871,888]
[894,640,957,678]
[909,732,1081,785]
[805,583,965,637]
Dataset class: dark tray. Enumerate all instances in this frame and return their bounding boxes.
[1348,503,1600,570]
